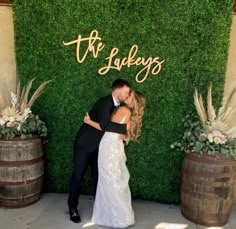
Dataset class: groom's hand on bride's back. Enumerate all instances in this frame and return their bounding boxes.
[119,134,127,141]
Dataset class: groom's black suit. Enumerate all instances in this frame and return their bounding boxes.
[68,95,126,209]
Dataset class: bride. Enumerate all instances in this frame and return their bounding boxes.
[84,90,146,228]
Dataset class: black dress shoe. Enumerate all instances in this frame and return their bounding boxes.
[69,208,81,223]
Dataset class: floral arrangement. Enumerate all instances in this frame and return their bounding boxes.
[171,84,236,158]
[0,78,50,139]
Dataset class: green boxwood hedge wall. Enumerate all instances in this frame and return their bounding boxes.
[13,0,233,203]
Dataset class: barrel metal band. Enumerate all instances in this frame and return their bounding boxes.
[186,153,236,165]
[0,156,44,167]
[0,191,41,201]
[182,169,236,177]
[0,175,43,185]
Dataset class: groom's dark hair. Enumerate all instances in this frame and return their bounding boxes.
[112,79,131,91]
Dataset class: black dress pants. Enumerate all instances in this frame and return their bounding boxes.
[68,143,98,209]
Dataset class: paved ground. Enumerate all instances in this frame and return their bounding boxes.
[0,193,236,229]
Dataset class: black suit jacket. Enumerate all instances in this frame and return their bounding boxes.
[75,95,126,152]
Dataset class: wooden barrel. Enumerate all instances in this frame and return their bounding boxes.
[181,152,236,226]
[0,137,43,208]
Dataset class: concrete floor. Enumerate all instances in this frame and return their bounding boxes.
[0,193,236,229]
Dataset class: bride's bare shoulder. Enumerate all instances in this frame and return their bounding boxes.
[112,106,131,122]
[116,106,131,115]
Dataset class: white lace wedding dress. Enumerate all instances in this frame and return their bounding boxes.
[92,117,135,228]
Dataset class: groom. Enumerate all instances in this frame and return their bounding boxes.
[68,78,131,223]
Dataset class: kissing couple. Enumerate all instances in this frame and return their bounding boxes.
[68,78,146,228]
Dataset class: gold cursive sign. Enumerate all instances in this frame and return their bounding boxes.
[63,30,164,83]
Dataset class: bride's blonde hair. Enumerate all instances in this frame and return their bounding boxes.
[127,90,146,142]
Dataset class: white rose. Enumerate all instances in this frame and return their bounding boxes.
[213,136,221,145]
[6,122,14,127]
[17,125,21,131]
[212,130,221,137]
[0,118,5,126]
[207,133,214,143]
[8,117,15,122]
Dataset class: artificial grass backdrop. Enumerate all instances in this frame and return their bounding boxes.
[13,0,233,203]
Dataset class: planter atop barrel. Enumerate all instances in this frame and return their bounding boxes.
[171,85,236,226]
[0,78,50,208]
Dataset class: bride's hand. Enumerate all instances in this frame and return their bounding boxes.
[83,112,91,124]
[119,134,127,140]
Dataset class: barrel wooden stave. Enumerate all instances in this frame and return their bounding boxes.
[0,162,43,182]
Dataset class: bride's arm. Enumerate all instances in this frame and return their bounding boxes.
[84,113,102,131]
[84,107,131,131]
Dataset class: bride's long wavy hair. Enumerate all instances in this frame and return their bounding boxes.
[128,90,146,142]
